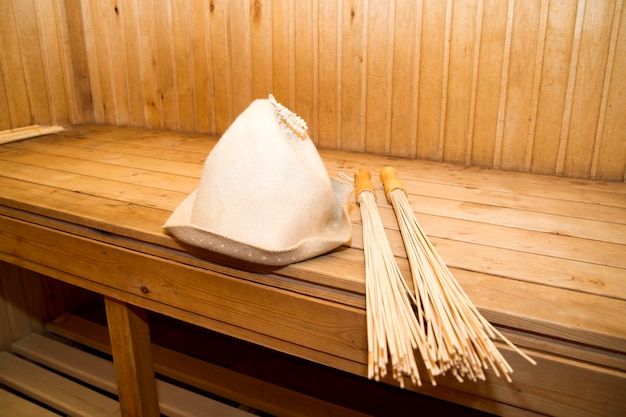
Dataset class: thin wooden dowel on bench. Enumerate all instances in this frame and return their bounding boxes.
[0,125,65,145]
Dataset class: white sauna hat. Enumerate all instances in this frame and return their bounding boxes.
[164,95,353,266]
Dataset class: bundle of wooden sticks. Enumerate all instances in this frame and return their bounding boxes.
[356,166,536,387]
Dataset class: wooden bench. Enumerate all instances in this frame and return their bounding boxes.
[0,125,624,416]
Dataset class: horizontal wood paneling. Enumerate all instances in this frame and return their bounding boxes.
[0,0,624,180]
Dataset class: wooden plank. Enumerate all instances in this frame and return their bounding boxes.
[135,0,162,128]
[61,0,95,123]
[48,312,626,417]
[443,0,477,163]
[339,0,365,152]
[563,0,614,178]
[1,125,626,416]
[28,0,622,179]
[389,0,420,158]
[4,132,625,223]
[249,0,272,101]
[4,133,626,213]
[208,0,233,134]
[0,262,31,344]
[1,212,624,364]
[12,333,255,417]
[363,0,392,155]
[0,351,121,417]
[0,0,31,127]
[43,312,495,417]
[10,0,51,124]
[172,0,195,132]
[153,1,178,130]
[228,0,253,116]
[105,298,160,417]
[0,386,60,417]
[189,0,215,134]
[1,130,625,296]
[43,318,376,417]
[316,0,341,149]
[595,0,626,181]
[294,0,316,143]
[4,135,208,166]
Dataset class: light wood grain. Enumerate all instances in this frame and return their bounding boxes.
[0,386,60,417]
[12,333,256,417]
[0,125,625,416]
[105,298,160,417]
[1,1,625,180]
[46,313,375,417]
[0,351,122,417]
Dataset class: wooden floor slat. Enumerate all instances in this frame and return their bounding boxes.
[0,351,121,417]
[0,386,60,417]
[11,333,255,417]
[45,314,375,417]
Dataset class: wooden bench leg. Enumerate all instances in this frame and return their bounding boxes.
[105,297,160,417]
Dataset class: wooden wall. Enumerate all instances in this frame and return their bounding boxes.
[0,0,625,181]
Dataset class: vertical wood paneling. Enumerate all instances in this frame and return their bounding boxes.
[364,0,392,154]
[135,0,162,128]
[189,0,215,133]
[317,0,341,149]
[484,0,512,168]
[173,0,196,132]
[271,0,293,107]
[564,0,615,178]
[250,0,273,101]
[443,0,478,164]
[229,0,253,116]
[339,0,366,152]
[1,0,624,181]
[389,0,421,158]
[294,0,315,142]
[556,0,587,176]
[595,0,626,181]
[35,0,69,124]
[13,0,52,124]
[118,0,145,127]
[531,1,578,175]
[154,1,178,130]
[417,0,448,160]
[209,0,234,133]
[0,0,31,128]
[499,0,542,172]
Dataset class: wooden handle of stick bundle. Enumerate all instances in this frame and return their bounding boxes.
[355,168,375,197]
[380,166,405,203]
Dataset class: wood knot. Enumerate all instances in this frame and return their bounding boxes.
[139,286,149,294]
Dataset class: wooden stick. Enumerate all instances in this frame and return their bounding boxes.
[0,125,65,145]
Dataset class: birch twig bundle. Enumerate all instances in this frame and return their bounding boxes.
[355,168,437,387]
[380,166,536,383]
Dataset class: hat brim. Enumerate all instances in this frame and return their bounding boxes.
[164,178,353,266]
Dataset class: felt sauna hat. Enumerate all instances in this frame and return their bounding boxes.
[164,95,353,266]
